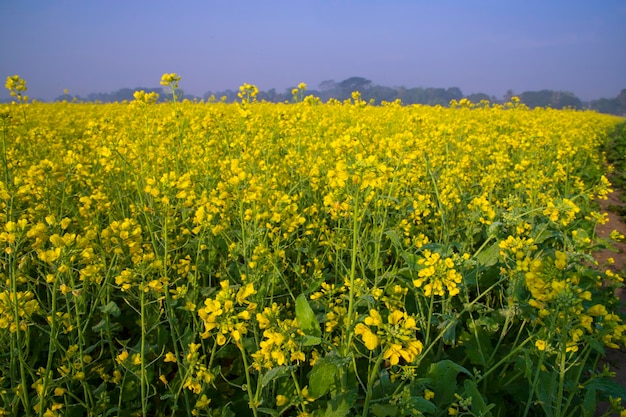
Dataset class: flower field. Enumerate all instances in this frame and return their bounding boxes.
[2,75,626,417]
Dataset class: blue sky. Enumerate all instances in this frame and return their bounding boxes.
[1,0,625,101]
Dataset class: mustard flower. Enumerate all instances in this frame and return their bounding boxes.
[412,250,463,297]
[197,280,257,345]
[160,72,181,87]
[355,309,423,365]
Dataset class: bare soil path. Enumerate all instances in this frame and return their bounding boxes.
[595,189,626,415]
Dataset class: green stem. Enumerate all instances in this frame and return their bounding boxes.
[239,343,259,417]
[68,269,92,409]
[418,276,510,365]
[523,347,546,417]
[556,338,567,417]
[361,354,385,417]
[345,188,360,355]
[562,345,593,416]
[38,273,61,417]
[290,370,308,417]
[476,335,533,384]
[10,255,31,416]
[1,117,10,186]
[140,281,147,417]
[423,154,447,245]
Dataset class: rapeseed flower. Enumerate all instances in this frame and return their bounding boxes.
[412,250,463,297]
[355,309,423,365]
[197,280,257,345]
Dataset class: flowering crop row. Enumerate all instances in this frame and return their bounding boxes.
[1,75,625,416]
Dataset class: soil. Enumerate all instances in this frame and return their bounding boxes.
[594,189,626,415]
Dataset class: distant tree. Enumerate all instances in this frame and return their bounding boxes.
[466,93,491,103]
[362,85,398,104]
[318,80,337,91]
[590,98,619,114]
[589,89,626,115]
[447,87,463,101]
[258,88,283,102]
[81,87,166,103]
[518,90,582,109]
[518,90,552,108]
[203,89,238,102]
[337,77,372,98]
[617,89,626,111]
[552,91,582,109]
[193,79,621,114]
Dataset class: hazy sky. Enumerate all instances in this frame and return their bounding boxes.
[1,1,625,101]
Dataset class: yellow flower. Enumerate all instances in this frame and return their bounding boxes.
[196,394,211,408]
[354,323,379,350]
[164,352,177,363]
[554,251,567,270]
[160,73,181,87]
[424,389,435,400]
[383,343,405,366]
[276,394,289,406]
[535,339,547,351]
[116,350,129,364]
[587,304,608,316]
[364,309,383,327]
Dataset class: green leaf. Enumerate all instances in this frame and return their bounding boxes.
[309,357,338,398]
[370,404,398,417]
[385,229,403,250]
[536,371,556,417]
[476,242,500,266]
[296,293,321,337]
[426,360,471,406]
[99,300,121,317]
[459,325,494,366]
[402,252,423,271]
[301,335,322,347]
[586,377,626,399]
[582,387,596,417]
[323,390,356,417]
[257,408,280,416]
[261,365,291,389]
[91,319,107,332]
[463,380,494,417]
[410,397,438,414]
[440,316,458,345]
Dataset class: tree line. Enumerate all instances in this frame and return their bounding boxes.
[18,76,626,116]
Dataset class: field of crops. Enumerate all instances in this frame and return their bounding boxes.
[2,75,626,417]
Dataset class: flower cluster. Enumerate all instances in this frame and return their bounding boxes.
[5,75,28,102]
[355,309,424,365]
[0,290,40,332]
[197,280,257,346]
[251,303,307,370]
[412,250,464,297]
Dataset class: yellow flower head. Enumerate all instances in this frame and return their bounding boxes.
[160,73,181,87]
[535,339,547,351]
[354,323,380,350]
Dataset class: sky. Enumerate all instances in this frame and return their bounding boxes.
[1,0,625,102]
